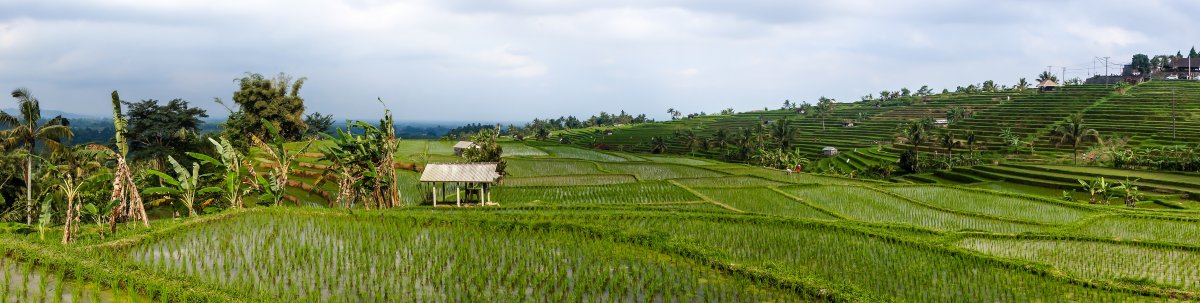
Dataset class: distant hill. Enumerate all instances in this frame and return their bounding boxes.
[554,81,1200,173]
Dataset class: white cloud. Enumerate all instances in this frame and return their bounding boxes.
[0,0,1194,122]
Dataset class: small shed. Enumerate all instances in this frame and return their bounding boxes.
[420,162,501,207]
[934,118,949,128]
[1037,79,1059,91]
[453,141,478,156]
[822,146,839,156]
[841,120,856,127]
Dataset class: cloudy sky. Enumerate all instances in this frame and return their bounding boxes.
[1,0,1196,122]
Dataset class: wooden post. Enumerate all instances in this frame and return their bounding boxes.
[479,187,484,206]
[432,183,437,207]
[456,183,461,207]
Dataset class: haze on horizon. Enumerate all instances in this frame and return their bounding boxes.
[0,0,1195,122]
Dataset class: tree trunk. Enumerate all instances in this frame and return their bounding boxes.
[25,156,32,225]
[62,195,74,244]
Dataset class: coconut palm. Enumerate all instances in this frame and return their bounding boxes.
[769,118,796,150]
[649,136,667,154]
[0,88,73,224]
[965,130,979,152]
[1015,78,1029,92]
[1037,71,1057,83]
[710,128,731,158]
[1053,113,1103,165]
[939,130,955,158]
[815,97,836,130]
[673,130,703,156]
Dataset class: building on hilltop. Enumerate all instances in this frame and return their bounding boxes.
[1168,57,1199,80]
[453,141,478,156]
[822,146,839,156]
[1036,79,1059,92]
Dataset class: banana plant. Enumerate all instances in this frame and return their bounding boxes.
[143,156,220,217]
[251,119,313,206]
[1077,177,1112,204]
[188,136,246,209]
[1112,178,1143,208]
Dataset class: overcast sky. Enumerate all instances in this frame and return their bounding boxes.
[1,0,1196,122]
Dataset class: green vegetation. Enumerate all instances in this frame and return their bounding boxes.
[8,75,1200,302]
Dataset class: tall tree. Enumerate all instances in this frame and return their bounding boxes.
[303,112,334,138]
[0,88,73,224]
[815,97,836,130]
[124,99,208,167]
[105,91,150,231]
[223,72,309,144]
[769,118,796,150]
[710,128,731,160]
[1015,78,1029,91]
[1131,54,1151,74]
[1053,113,1102,165]
[1037,71,1057,82]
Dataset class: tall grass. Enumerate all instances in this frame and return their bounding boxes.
[887,186,1095,224]
[958,236,1200,291]
[784,186,1045,233]
[125,211,804,302]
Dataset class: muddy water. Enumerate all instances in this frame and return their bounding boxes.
[0,258,152,303]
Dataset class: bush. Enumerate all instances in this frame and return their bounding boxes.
[898,150,919,173]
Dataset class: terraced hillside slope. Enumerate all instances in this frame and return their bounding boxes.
[10,140,1200,302]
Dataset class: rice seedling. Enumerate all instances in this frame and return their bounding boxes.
[886,185,1097,224]
[537,146,629,162]
[673,175,788,188]
[640,155,719,166]
[1073,215,1200,246]
[498,142,548,157]
[957,236,1200,291]
[784,186,1046,233]
[124,211,806,301]
[601,162,726,180]
[696,188,837,220]
[493,181,698,205]
[614,217,1159,302]
[0,257,135,302]
[504,158,607,177]
[501,174,638,187]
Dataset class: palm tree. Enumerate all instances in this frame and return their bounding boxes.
[815,97,836,130]
[1037,71,1057,83]
[673,130,703,156]
[0,88,73,224]
[710,128,731,160]
[649,137,667,154]
[899,118,932,162]
[1053,113,1102,165]
[769,118,796,150]
[965,130,978,152]
[1015,78,1029,92]
[939,130,955,158]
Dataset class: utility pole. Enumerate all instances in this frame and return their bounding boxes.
[1102,57,1111,87]
[1062,67,1067,85]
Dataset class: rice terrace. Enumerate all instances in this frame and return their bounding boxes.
[4,1,1200,302]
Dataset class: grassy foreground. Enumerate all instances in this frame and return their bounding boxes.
[3,140,1200,302]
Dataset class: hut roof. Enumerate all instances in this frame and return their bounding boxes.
[420,163,501,183]
[453,141,478,149]
[1168,57,1200,69]
[1037,79,1059,87]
